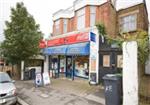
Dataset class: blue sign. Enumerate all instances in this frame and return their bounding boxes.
[43,42,90,55]
[90,32,96,42]
[43,45,68,55]
[66,42,90,55]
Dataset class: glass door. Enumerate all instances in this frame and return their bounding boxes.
[51,56,59,78]
[59,55,66,78]
[66,56,73,78]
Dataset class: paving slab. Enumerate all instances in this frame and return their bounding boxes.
[15,79,105,105]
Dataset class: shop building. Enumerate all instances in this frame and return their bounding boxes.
[43,31,98,82]
[40,0,148,83]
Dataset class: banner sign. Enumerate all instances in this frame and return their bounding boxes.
[35,73,43,87]
[47,32,89,47]
[43,72,51,85]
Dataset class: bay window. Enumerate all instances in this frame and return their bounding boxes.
[120,14,137,32]
[63,19,68,33]
[77,8,85,30]
[90,6,96,27]
[55,20,60,35]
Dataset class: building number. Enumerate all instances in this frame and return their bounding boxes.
[105,85,112,92]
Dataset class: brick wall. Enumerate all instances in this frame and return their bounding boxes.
[52,22,55,36]
[60,18,63,35]
[97,2,117,36]
[85,6,90,28]
[52,3,148,37]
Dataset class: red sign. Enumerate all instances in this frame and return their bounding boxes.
[39,40,46,48]
[47,32,89,47]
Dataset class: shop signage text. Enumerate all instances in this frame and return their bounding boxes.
[47,32,89,47]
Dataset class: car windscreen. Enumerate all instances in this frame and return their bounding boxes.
[0,73,11,83]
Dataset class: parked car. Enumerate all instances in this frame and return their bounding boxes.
[0,72,17,105]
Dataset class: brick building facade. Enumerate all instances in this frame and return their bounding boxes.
[42,0,148,83]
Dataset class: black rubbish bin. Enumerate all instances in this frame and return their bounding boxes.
[30,68,36,80]
[103,74,122,105]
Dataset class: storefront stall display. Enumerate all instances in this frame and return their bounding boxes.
[75,56,89,78]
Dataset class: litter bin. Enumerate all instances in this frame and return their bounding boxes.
[103,74,122,105]
[30,68,36,80]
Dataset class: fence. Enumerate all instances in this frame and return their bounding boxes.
[0,65,19,79]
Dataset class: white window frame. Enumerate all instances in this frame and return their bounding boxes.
[90,6,96,27]
[55,20,60,35]
[77,8,85,30]
[119,14,137,33]
[63,19,68,33]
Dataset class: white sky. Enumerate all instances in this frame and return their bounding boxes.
[0,0,150,42]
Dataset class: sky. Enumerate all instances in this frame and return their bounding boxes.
[0,0,150,42]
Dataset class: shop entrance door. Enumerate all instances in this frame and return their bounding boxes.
[51,56,59,78]
[66,56,73,78]
[59,55,66,78]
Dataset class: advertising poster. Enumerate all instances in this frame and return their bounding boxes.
[75,61,89,78]
[90,59,96,71]
[43,72,51,85]
[35,73,42,87]
[90,41,97,72]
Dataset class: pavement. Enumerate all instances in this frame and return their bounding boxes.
[15,78,105,105]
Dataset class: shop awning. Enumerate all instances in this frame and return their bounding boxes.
[66,42,90,55]
[43,45,68,55]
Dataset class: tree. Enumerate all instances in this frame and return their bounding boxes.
[1,2,42,76]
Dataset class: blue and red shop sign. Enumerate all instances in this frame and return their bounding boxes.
[43,42,90,55]
[41,32,96,55]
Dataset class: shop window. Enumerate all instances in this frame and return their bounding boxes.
[60,56,65,73]
[90,6,96,27]
[117,55,123,68]
[75,56,89,78]
[103,55,110,67]
[119,14,137,32]
[63,19,68,33]
[77,8,85,30]
[55,20,60,35]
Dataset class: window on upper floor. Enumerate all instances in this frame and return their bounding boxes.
[63,19,68,33]
[119,14,137,33]
[77,8,85,30]
[55,20,60,35]
[90,6,96,27]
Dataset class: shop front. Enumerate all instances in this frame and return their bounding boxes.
[43,31,99,83]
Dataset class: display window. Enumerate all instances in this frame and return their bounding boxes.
[75,56,89,78]
[59,56,66,73]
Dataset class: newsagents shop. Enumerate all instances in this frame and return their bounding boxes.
[41,31,99,83]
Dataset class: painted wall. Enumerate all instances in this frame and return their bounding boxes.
[44,55,49,72]
[123,41,138,105]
